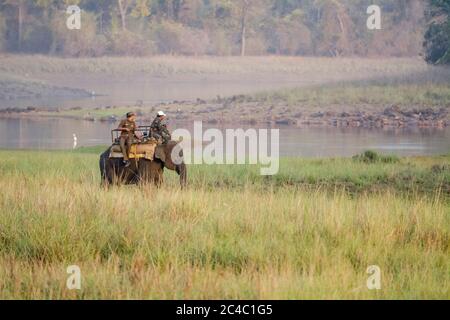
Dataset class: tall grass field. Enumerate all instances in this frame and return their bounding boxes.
[0,148,448,299]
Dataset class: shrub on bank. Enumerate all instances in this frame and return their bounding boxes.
[353,150,400,164]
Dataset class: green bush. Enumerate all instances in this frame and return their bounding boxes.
[424,0,450,65]
[353,150,399,164]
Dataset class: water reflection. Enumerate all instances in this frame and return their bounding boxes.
[0,118,448,158]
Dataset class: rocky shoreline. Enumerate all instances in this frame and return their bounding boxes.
[0,100,448,128]
[291,106,449,128]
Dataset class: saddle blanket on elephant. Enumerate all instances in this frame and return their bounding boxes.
[109,141,158,160]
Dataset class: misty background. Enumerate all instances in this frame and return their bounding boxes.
[0,0,447,63]
[0,0,449,155]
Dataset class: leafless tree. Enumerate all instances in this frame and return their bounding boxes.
[239,0,250,56]
[117,0,130,31]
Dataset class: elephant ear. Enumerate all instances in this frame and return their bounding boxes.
[154,145,166,162]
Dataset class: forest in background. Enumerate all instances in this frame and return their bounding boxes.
[0,0,448,63]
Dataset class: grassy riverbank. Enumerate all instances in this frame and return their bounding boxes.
[1,56,448,127]
[251,82,450,108]
[0,56,430,77]
[0,148,448,299]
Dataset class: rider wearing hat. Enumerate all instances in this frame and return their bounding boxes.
[150,111,171,144]
[118,112,138,167]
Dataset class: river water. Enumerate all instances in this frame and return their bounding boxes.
[0,74,448,157]
[1,118,448,158]
[0,74,311,110]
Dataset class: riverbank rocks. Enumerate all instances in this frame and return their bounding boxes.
[0,106,47,113]
[311,112,325,118]
[0,98,448,128]
[275,118,296,125]
[301,106,449,128]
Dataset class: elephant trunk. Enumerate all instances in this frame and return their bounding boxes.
[176,162,187,188]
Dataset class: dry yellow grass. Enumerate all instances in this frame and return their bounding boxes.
[0,55,433,78]
[0,150,448,299]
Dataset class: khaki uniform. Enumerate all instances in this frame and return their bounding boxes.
[118,119,137,161]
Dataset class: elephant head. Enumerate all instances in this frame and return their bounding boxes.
[154,140,187,187]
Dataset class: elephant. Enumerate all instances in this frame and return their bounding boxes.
[99,140,187,187]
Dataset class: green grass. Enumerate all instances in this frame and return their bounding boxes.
[0,149,448,299]
[190,155,450,196]
[251,83,450,108]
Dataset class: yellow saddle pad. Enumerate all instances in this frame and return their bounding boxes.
[110,141,158,160]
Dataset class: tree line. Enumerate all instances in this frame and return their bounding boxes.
[0,0,448,64]
[424,0,450,64]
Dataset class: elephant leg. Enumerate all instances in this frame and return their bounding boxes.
[137,160,164,187]
[111,159,135,185]
[111,161,124,185]
[101,174,111,188]
[153,168,164,187]
[152,161,164,187]
[100,147,140,187]
[99,149,111,187]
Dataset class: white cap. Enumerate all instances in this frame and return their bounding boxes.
[157,111,166,117]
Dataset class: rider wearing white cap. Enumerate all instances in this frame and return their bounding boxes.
[150,111,171,144]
